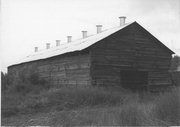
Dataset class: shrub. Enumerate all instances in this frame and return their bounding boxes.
[1,72,10,91]
[1,72,50,117]
[10,72,50,95]
[170,55,180,71]
[171,71,180,86]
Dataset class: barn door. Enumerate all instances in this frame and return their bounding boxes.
[120,70,148,91]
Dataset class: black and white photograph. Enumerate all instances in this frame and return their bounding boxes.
[1,0,180,126]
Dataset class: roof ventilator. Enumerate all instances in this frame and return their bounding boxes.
[96,25,102,34]
[67,36,72,43]
[119,16,126,26]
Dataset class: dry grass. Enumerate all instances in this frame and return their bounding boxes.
[1,87,127,118]
[153,87,180,125]
[1,87,180,126]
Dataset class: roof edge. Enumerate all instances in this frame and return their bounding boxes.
[133,21,175,54]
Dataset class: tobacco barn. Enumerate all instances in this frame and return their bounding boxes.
[8,17,174,91]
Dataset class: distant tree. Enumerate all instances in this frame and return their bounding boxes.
[1,72,10,91]
[170,55,180,71]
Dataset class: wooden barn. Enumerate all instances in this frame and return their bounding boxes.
[8,17,174,91]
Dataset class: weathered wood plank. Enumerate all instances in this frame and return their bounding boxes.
[91,23,172,88]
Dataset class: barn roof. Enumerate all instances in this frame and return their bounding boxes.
[9,21,174,67]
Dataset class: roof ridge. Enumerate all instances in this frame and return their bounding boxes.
[9,22,134,66]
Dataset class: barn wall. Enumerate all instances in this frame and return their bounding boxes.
[8,61,39,85]
[90,23,172,90]
[8,50,91,88]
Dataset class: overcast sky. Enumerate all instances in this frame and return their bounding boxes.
[1,0,180,72]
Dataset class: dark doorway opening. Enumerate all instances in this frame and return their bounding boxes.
[120,70,148,91]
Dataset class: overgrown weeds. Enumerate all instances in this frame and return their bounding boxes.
[1,84,180,126]
[45,88,125,110]
[153,87,180,125]
[1,87,127,118]
[8,72,50,95]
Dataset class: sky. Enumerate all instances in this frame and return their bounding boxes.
[1,0,180,72]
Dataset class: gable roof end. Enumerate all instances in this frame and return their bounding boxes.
[134,22,174,54]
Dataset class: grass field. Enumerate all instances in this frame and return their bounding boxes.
[1,86,180,126]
